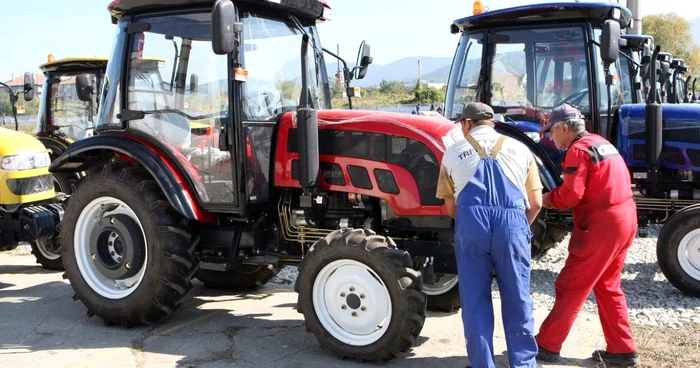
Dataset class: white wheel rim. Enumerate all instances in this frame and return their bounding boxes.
[312,259,392,346]
[422,274,458,296]
[678,229,700,281]
[35,240,61,261]
[74,196,148,299]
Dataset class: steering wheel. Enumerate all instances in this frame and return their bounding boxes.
[243,91,277,118]
[555,88,589,109]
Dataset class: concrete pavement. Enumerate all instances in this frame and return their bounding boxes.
[0,252,606,368]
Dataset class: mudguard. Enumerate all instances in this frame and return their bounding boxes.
[37,135,72,157]
[49,133,212,221]
[494,121,563,190]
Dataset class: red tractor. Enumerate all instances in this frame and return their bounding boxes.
[51,0,560,361]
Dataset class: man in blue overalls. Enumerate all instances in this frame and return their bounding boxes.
[437,103,543,368]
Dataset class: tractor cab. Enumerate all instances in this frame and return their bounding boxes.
[37,55,109,143]
[620,34,653,104]
[445,2,631,169]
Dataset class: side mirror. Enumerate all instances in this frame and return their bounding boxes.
[212,0,239,55]
[354,41,373,80]
[600,20,621,66]
[76,75,95,102]
[23,72,35,101]
[190,73,199,94]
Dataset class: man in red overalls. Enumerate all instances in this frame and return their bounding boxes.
[534,104,640,368]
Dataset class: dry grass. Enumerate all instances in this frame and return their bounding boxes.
[633,323,700,368]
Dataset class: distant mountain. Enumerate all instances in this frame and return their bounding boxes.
[326,56,453,87]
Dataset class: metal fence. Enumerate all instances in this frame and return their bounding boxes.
[349,103,446,115]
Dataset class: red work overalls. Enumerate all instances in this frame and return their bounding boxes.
[536,132,638,354]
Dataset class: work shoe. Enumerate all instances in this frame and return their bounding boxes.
[536,344,561,362]
[591,350,640,367]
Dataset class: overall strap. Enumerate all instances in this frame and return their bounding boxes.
[465,134,508,159]
[490,135,507,158]
[465,135,488,158]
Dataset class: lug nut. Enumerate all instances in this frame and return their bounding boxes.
[110,217,115,224]
[351,312,358,317]
[361,307,367,312]
[111,233,116,238]
[117,257,122,262]
[91,254,96,260]
[360,294,365,299]
[110,251,115,256]
[125,263,131,269]
[349,287,355,292]
[108,241,113,246]
[340,292,346,297]
[341,305,347,310]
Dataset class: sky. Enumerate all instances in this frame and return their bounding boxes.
[2,0,699,82]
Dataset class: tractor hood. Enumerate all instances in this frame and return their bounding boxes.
[316,109,457,152]
[0,127,48,157]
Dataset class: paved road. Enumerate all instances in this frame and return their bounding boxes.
[1,253,607,368]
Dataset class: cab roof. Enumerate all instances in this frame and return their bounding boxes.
[452,2,632,33]
[39,57,109,73]
[621,34,653,51]
[108,0,327,21]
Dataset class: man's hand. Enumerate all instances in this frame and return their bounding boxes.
[542,193,554,209]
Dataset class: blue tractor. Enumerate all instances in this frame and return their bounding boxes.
[445,1,700,296]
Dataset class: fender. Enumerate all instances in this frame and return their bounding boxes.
[49,133,214,222]
[37,135,72,157]
[494,121,562,190]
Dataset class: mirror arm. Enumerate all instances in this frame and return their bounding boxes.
[323,47,354,109]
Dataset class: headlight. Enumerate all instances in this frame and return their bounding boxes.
[1,152,51,171]
[524,132,541,143]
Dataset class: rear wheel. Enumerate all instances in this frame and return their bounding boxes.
[60,163,197,326]
[194,264,278,290]
[31,238,63,270]
[296,229,426,362]
[657,207,700,296]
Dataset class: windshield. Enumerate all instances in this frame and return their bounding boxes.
[240,13,330,121]
[47,71,101,140]
[446,26,592,122]
[125,12,229,150]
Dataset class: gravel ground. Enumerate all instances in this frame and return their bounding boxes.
[528,225,700,328]
[271,225,700,329]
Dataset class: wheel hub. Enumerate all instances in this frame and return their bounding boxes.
[89,214,145,280]
[313,260,392,346]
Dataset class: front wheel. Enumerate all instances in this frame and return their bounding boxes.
[31,238,63,270]
[60,163,198,326]
[657,207,700,296]
[295,229,427,362]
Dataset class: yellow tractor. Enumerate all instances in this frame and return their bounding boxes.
[0,73,64,270]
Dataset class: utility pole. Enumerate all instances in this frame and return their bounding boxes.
[627,0,642,35]
[417,57,422,87]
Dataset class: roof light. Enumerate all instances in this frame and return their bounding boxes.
[473,1,486,15]
[47,54,55,63]
[612,8,621,20]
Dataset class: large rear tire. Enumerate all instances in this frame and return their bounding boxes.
[296,229,426,362]
[60,163,198,326]
[657,207,700,296]
[194,264,278,290]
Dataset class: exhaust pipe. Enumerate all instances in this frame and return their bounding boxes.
[645,45,663,197]
[296,34,319,196]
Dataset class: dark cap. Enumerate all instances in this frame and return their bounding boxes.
[458,102,494,122]
[539,103,584,133]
